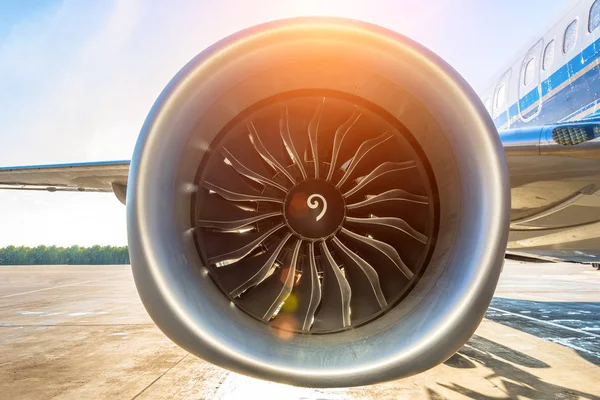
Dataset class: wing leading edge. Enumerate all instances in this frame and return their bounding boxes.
[0,161,130,204]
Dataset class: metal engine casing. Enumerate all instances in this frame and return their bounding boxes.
[126,18,510,387]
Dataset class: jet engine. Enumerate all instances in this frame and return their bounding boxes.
[126,18,510,387]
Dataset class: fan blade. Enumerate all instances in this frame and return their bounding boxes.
[274,242,322,331]
[339,228,413,279]
[280,107,308,179]
[221,148,288,192]
[312,241,351,330]
[204,181,283,204]
[216,232,293,297]
[331,237,387,321]
[301,242,322,330]
[197,191,256,220]
[247,122,296,185]
[345,216,427,244]
[308,98,325,179]
[238,239,303,321]
[343,161,416,198]
[326,112,362,182]
[198,211,282,231]
[347,189,428,211]
[207,223,285,265]
[346,188,429,234]
[336,132,395,188]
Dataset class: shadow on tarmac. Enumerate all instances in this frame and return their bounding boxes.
[429,321,600,399]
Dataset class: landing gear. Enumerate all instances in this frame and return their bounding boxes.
[592,263,600,270]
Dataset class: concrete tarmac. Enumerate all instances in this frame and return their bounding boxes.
[0,261,599,399]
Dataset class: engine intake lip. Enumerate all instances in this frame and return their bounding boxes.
[192,92,439,334]
[127,17,509,387]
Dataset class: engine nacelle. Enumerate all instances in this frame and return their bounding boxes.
[127,18,509,387]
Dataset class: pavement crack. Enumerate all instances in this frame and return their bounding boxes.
[130,353,190,400]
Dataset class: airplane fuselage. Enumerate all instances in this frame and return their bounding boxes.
[485,0,600,263]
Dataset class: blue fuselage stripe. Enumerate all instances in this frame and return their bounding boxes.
[492,35,600,129]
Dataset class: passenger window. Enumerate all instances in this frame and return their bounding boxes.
[495,84,506,110]
[523,58,535,86]
[543,40,555,71]
[590,0,600,32]
[563,20,578,53]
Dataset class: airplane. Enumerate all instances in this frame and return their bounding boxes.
[1,0,600,388]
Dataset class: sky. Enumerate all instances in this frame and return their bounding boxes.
[0,0,576,247]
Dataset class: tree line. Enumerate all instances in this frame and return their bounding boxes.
[0,245,130,265]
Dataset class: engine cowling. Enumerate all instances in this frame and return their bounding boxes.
[127,17,509,387]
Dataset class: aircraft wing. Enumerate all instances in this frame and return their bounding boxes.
[2,122,600,263]
[501,122,600,263]
[0,161,130,204]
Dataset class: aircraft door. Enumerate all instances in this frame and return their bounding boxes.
[518,40,543,121]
